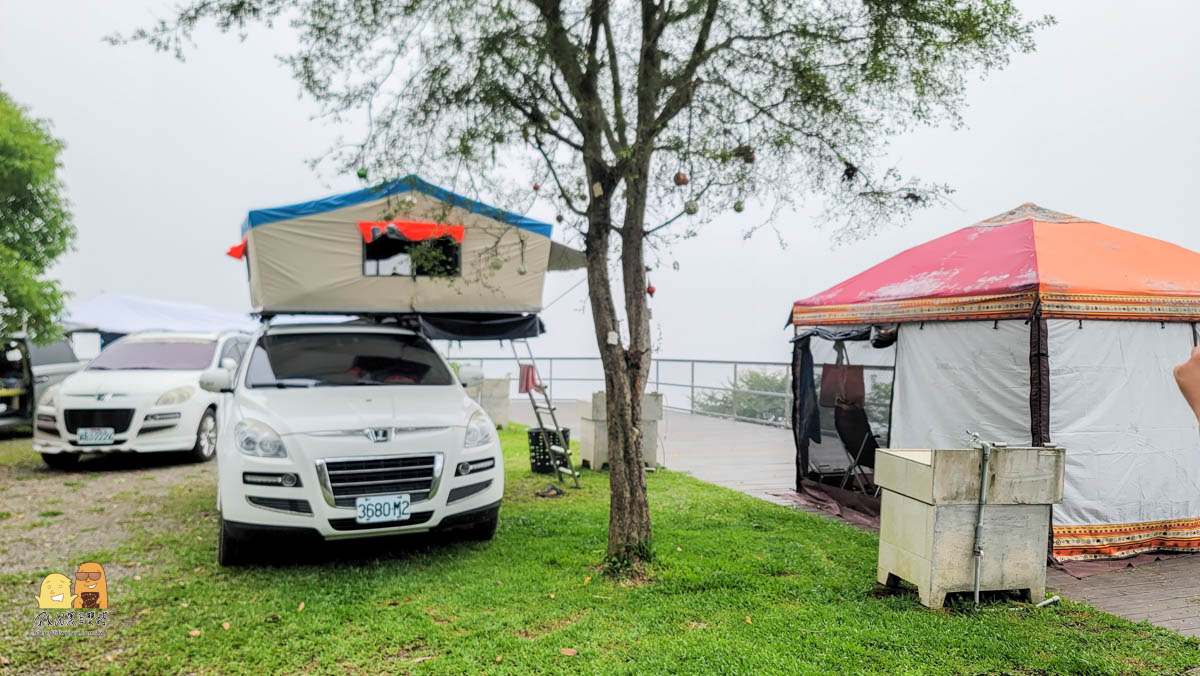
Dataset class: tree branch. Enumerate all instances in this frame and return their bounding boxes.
[602,11,629,149]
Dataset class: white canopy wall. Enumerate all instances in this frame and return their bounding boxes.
[890,320,1032,450]
[887,317,1200,560]
[1048,319,1200,559]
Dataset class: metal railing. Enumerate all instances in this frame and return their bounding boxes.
[451,355,892,429]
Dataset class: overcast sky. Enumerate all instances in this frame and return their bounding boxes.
[2,1,1198,368]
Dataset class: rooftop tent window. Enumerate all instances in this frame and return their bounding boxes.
[358,222,465,278]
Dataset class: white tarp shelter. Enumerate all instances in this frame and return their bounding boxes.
[67,292,258,335]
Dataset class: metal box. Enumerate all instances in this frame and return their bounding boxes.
[875,445,1065,608]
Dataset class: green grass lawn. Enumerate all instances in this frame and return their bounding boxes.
[2,426,1198,674]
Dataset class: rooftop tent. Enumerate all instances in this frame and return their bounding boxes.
[228,175,580,319]
[790,204,1200,563]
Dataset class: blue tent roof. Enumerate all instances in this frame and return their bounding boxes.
[240,174,553,238]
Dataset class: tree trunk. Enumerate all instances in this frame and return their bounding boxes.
[582,171,653,566]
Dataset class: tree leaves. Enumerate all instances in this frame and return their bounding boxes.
[0,89,74,344]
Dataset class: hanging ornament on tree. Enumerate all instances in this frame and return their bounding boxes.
[517,262,528,276]
[555,213,564,223]
[356,168,368,180]
[489,256,504,271]
[673,171,689,186]
[646,283,656,298]
[684,200,699,215]
[532,183,540,192]
[733,200,745,213]
[733,144,756,164]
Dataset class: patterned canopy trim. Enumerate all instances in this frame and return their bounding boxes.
[790,291,1037,325]
[1039,292,1200,320]
[791,291,1200,325]
[1053,518,1200,561]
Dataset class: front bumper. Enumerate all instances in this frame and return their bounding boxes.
[218,431,504,540]
[33,400,205,455]
[223,500,501,542]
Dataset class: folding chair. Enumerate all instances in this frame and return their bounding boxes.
[833,400,879,493]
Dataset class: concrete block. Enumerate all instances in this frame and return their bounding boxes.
[580,391,659,469]
[876,446,1064,608]
[587,390,664,422]
[466,377,510,428]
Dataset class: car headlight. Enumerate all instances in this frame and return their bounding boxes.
[235,419,287,458]
[38,384,60,407]
[155,386,195,406]
[463,411,494,448]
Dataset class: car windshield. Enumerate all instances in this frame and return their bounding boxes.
[88,339,217,371]
[245,332,454,388]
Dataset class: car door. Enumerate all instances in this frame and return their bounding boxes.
[28,338,85,404]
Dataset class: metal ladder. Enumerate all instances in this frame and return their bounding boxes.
[510,338,580,489]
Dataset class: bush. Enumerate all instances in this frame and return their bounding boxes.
[693,367,893,443]
[693,369,791,424]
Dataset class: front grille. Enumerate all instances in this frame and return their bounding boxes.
[321,455,440,508]
[247,496,313,514]
[328,511,434,531]
[64,409,135,434]
[448,480,492,503]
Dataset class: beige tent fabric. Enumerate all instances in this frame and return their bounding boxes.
[246,191,550,313]
[548,241,587,271]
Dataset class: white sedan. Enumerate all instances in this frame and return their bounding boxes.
[33,331,250,469]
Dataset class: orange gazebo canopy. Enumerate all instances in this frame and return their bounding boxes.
[792,204,1200,325]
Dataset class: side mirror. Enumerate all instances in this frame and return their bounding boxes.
[199,368,234,393]
[221,358,238,372]
[458,365,485,387]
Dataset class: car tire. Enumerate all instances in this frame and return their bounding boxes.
[464,514,498,541]
[187,409,218,463]
[40,453,78,470]
[217,516,251,566]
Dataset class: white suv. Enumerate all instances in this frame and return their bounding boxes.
[201,322,502,565]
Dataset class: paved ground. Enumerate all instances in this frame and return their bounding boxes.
[513,400,1200,634]
[1046,560,1200,638]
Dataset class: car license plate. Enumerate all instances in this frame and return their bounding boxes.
[77,427,114,445]
[355,494,411,524]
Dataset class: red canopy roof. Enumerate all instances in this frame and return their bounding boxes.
[793,204,1200,325]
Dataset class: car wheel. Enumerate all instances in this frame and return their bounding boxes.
[187,409,218,463]
[464,514,498,541]
[217,516,251,566]
[40,453,78,470]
